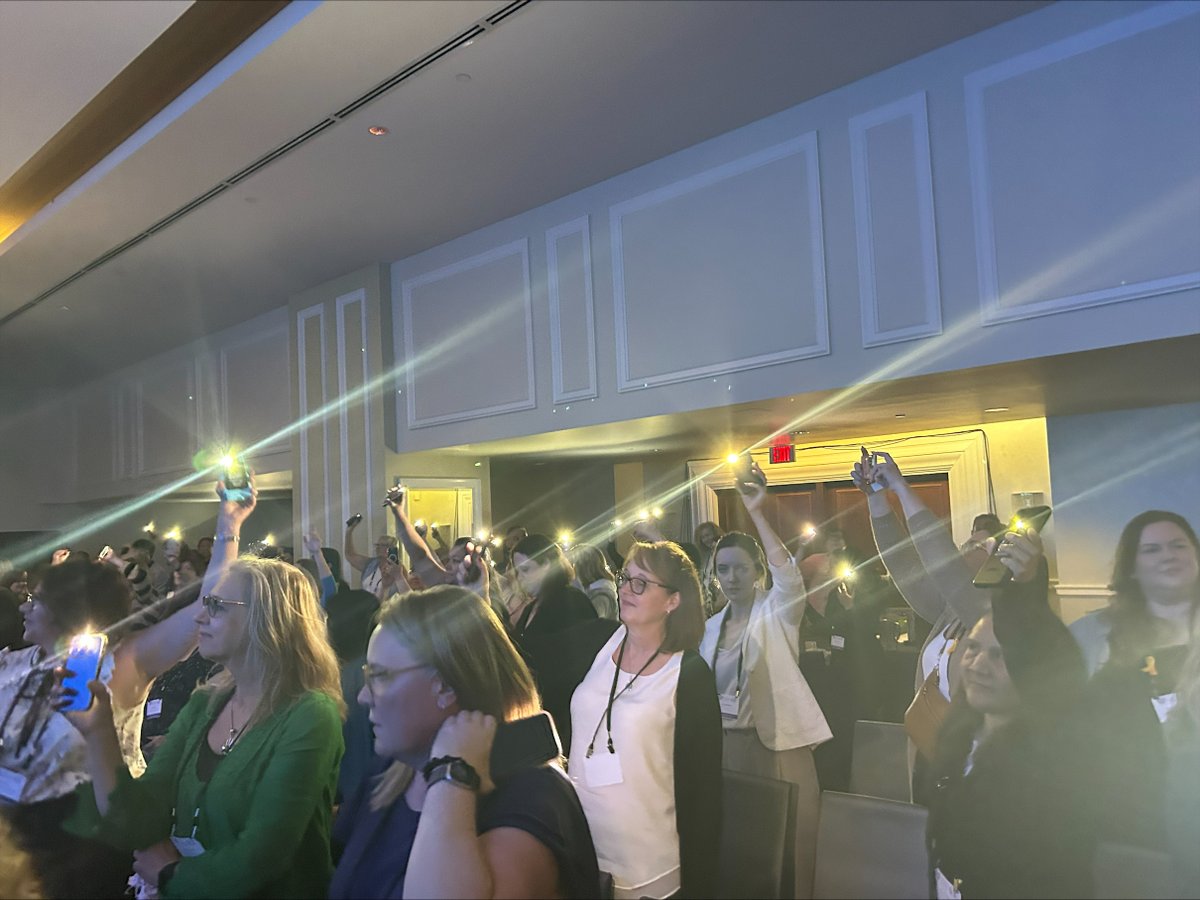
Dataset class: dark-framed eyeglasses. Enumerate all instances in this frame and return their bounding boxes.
[616,570,675,595]
[201,594,249,617]
[360,662,432,697]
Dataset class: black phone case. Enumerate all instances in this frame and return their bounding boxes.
[971,506,1052,588]
[490,712,562,781]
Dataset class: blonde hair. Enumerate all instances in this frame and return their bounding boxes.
[370,584,540,809]
[200,557,345,721]
[0,817,41,898]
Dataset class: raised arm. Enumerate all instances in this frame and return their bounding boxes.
[738,459,806,628]
[866,452,988,629]
[302,531,337,606]
[385,490,449,586]
[852,453,947,625]
[112,480,257,708]
[342,516,370,573]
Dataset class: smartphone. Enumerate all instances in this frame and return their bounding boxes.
[463,541,483,584]
[387,545,399,564]
[346,514,363,528]
[222,457,253,503]
[62,633,108,712]
[971,506,1052,588]
[730,453,765,487]
[382,484,405,508]
[859,446,885,492]
[98,545,114,562]
[490,711,562,781]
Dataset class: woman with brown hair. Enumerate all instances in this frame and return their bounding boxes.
[569,540,721,899]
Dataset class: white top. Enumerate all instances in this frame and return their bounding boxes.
[0,646,144,805]
[569,625,682,899]
[700,559,832,750]
[713,614,754,728]
[921,627,955,702]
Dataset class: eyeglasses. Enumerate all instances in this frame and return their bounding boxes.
[360,662,431,697]
[201,594,249,617]
[616,570,675,595]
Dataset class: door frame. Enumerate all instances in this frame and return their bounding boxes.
[687,430,989,547]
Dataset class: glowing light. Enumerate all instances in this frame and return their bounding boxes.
[557,530,573,548]
[143,521,155,534]
[651,507,663,519]
[1012,519,1025,533]
[263,533,275,546]
[414,519,425,529]
[612,518,623,528]
[802,523,817,539]
[476,529,490,541]
[838,563,856,581]
[219,454,235,470]
[164,527,182,542]
[636,509,649,521]
[726,453,740,465]
[490,538,502,548]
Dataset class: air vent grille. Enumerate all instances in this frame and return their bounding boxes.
[0,0,533,330]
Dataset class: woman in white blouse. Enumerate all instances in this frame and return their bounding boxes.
[569,541,721,899]
[699,460,831,899]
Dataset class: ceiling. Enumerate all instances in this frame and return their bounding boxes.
[0,0,1052,387]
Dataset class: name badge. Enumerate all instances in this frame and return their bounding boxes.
[0,767,28,803]
[934,868,962,900]
[146,698,163,718]
[1151,692,1178,724]
[719,693,740,719]
[170,834,206,858]
[584,750,624,787]
[831,635,846,650]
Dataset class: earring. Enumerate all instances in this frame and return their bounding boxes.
[436,695,450,710]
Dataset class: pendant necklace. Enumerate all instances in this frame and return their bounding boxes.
[220,696,244,755]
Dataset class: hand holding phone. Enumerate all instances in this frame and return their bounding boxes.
[382,484,405,509]
[61,633,108,713]
[972,506,1052,588]
[490,712,562,782]
[730,453,766,489]
[221,457,253,504]
[345,514,363,530]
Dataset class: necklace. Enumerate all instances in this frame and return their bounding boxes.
[219,696,245,755]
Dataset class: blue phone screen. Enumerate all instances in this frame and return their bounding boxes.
[62,635,106,712]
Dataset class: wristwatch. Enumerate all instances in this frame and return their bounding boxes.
[422,755,481,791]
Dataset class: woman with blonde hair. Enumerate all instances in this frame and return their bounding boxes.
[332,580,599,899]
[62,556,346,899]
[568,542,618,620]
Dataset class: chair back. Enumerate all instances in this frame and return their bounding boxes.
[717,769,797,899]
[850,719,911,802]
[812,790,930,899]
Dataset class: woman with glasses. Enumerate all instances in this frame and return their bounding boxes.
[0,481,257,899]
[698,460,830,899]
[568,541,721,899]
[331,581,599,899]
[62,552,345,899]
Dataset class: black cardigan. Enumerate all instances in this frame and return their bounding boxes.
[524,619,723,898]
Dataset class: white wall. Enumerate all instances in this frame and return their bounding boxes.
[383,1,1199,454]
[1047,401,1200,622]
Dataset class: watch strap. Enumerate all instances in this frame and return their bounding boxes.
[422,755,480,791]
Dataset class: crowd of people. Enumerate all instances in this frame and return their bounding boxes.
[0,454,1196,899]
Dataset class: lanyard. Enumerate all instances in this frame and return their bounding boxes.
[711,607,746,699]
[586,635,662,757]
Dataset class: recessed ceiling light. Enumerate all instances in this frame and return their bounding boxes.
[895,413,907,418]
[60,305,70,311]
[368,125,389,136]
[984,406,1009,413]
[464,39,474,46]
[456,73,472,82]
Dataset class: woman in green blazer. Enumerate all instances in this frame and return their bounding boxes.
[62,557,346,899]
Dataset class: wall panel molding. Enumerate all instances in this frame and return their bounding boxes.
[398,239,536,428]
[335,289,372,531]
[546,216,598,403]
[219,321,290,456]
[610,134,829,391]
[965,3,1200,325]
[849,91,943,347]
[297,303,331,544]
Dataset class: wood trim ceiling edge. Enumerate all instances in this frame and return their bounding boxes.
[0,0,291,243]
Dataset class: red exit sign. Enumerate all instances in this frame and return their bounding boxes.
[769,444,795,464]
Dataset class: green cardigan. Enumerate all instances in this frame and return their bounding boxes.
[68,688,344,899]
